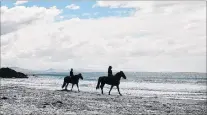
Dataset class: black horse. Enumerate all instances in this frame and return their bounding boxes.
[96,71,126,96]
[62,73,83,92]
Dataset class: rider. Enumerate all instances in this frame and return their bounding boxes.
[108,66,113,77]
[70,68,74,78]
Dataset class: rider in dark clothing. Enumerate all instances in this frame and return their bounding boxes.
[108,66,113,77]
[70,68,74,78]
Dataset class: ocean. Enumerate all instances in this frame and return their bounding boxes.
[1,72,206,100]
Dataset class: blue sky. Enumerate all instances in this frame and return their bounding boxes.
[1,0,135,19]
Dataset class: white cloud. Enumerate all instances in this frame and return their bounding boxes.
[93,1,205,15]
[93,1,154,11]
[14,1,28,6]
[65,4,80,10]
[1,2,206,72]
[1,6,62,35]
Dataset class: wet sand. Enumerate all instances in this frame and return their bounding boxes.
[0,85,206,115]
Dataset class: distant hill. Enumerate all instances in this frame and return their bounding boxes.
[8,67,69,76]
[8,67,97,76]
[0,67,28,78]
[3,67,139,76]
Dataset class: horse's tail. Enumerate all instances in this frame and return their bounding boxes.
[96,77,101,89]
[62,81,66,89]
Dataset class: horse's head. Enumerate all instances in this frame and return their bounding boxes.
[78,73,83,80]
[120,71,126,79]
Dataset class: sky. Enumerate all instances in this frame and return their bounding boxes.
[0,0,206,72]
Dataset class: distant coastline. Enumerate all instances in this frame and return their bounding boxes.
[5,67,206,75]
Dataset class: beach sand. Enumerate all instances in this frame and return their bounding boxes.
[0,85,206,115]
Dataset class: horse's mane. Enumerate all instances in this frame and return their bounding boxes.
[74,73,81,76]
[114,71,122,77]
[77,73,81,76]
[73,73,82,79]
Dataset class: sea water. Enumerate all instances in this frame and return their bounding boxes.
[1,72,206,100]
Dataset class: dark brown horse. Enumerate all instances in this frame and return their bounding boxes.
[62,73,83,92]
[96,71,126,96]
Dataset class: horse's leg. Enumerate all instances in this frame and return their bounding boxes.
[76,84,80,92]
[100,83,105,94]
[108,85,114,95]
[116,85,122,96]
[71,84,74,91]
[65,83,69,90]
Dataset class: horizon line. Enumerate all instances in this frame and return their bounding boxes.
[1,66,206,74]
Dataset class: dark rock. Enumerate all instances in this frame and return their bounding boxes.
[56,101,63,104]
[52,101,63,107]
[0,67,28,78]
[1,97,8,99]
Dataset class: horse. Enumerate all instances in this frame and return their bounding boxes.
[96,71,126,96]
[62,73,83,92]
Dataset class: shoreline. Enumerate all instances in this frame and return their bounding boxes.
[0,85,206,115]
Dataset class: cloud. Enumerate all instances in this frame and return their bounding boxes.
[93,1,153,10]
[1,2,206,72]
[93,1,205,15]
[65,4,80,10]
[14,1,28,6]
[1,6,62,35]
